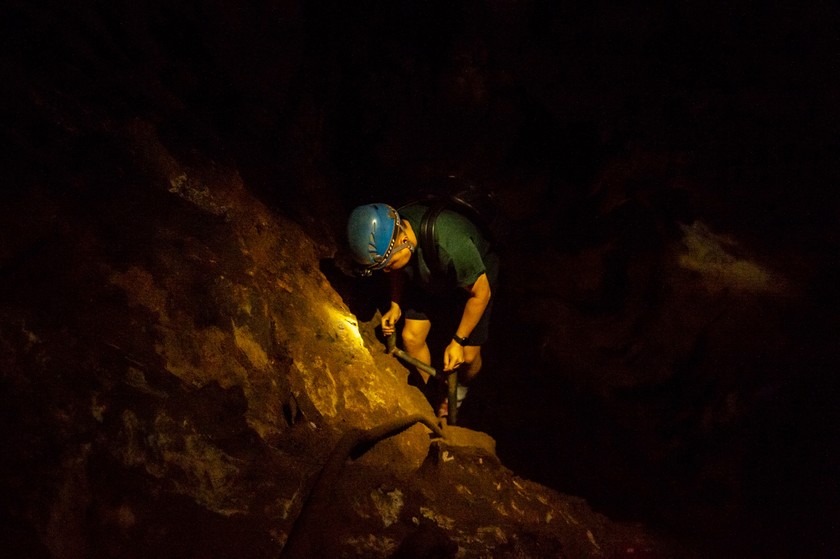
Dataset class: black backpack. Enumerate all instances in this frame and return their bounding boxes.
[408,176,503,274]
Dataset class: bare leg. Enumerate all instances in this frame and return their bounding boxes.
[402,318,432,383]
[460,346,482,385]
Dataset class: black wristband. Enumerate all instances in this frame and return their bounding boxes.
[453,334,469,346]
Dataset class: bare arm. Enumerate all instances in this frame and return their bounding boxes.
[455,273,491,341]
[444,273,491,370]
[382,271,405,335]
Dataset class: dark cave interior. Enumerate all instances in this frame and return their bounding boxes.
[2,1,840,557]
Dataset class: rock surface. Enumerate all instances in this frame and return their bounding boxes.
[0,112,685,557]
[3,2,838,557]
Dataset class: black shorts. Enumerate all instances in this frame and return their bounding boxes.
[403,286,493,346]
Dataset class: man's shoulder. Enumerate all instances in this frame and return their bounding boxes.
[398,202,428,223]
[400,201,473,229]
[435,209,480,241]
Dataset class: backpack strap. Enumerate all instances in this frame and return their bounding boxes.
[418,201,447,274]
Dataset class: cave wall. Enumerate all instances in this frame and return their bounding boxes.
[0,1,701,557]
[2,1,839,557]
[0,106,440,555]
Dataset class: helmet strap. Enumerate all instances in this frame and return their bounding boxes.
[369,218,415,271]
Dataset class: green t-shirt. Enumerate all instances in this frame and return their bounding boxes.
[399,203,499,295]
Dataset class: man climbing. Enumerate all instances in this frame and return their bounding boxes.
[347,202,499,417]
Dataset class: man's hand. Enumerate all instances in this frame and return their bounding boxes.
[443,340,465,372]
[381,303,401,336]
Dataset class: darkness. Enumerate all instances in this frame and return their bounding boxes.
[301,4,840,557]
[3,1,840,557]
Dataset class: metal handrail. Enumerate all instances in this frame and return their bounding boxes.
[386,333,458,425]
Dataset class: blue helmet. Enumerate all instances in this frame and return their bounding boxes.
[347,203,414,272]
